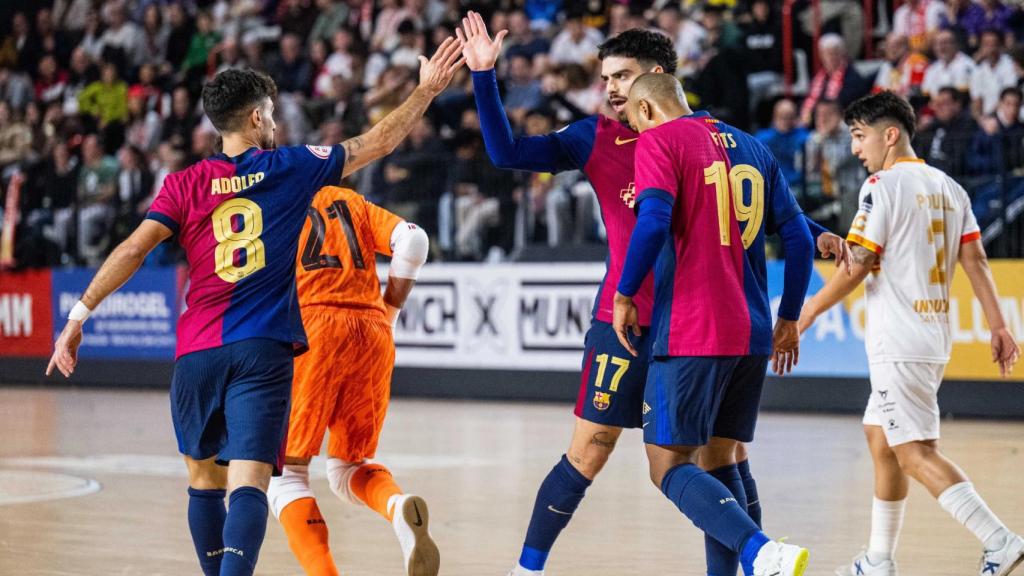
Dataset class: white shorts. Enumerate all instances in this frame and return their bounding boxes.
[862,361,945,446]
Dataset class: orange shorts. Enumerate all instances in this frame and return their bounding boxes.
[286,306,394,462]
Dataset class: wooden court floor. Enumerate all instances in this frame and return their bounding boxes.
[0,386,1021,576]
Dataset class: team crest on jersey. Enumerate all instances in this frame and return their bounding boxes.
[306,145,332,159]
[593,391,611,411]
[620,182,636,209]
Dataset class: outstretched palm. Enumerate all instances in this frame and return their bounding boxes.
[457,10,507,72]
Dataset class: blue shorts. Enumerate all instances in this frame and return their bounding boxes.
[643,355,769,446]
[170,338,293,472]
[573,320,651,429]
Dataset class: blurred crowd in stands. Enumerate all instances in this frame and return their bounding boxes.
[1,0,1024,268]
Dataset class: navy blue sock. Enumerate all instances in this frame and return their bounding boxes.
[519,454,592,571]
[704,464,748,576]
[660,463,763,558]
[188,487,227,576]
[220,487,269,576]
[737,460,762,528]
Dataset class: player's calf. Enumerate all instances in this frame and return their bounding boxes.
[268,463,339,576]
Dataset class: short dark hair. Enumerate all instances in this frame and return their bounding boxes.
[598,28,678,76]
[843,91,917,139]
[1000,86,1023,102]
[202,68,277,133]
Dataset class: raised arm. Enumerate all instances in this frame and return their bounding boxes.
[458,10,574,173]
[959,239,1020,377]
[339,37,465,178]
[47,219,173,377]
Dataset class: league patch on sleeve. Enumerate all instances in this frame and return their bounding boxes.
[305,145,332,159]
[860,191,874,213]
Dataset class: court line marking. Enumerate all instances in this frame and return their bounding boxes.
[0,470,102,506]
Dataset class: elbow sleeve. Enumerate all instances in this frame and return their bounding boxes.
[389,222,429,280]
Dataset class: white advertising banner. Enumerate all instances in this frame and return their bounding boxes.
[390,263,605,371]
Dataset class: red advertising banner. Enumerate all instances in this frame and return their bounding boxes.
[0,269,53,357]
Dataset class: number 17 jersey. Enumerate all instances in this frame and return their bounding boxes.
[146,144,346,359]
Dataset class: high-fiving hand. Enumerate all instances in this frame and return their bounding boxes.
[417,36,466,96]
[456,10,507,72]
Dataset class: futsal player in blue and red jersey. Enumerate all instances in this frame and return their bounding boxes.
[47,39,465,576]
[459,13,847,576]
[614,73,814,576]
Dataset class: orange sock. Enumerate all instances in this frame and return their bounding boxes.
[279,497,340,576]
[349,463,403,520]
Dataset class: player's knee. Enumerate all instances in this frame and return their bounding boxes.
[227,460,274,493]
[267,464,315,518]
[892,441,936,477]
[326,458,363,506]
[567,447,612,480]
[185,457,227,490]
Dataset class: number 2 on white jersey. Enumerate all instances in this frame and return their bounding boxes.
[704,161,765,249]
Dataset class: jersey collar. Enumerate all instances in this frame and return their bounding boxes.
[211,147,260,163]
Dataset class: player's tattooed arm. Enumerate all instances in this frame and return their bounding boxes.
[340,37,465,179]
[797,242,877,334]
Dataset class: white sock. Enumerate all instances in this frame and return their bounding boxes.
[866,497,906,564]
[511,565,544,576]
[938,482,1010,550]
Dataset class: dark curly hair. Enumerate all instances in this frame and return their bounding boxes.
[843,91,917,139]
[598,29,678,76]
[201,68,278,133]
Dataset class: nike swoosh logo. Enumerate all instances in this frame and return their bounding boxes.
[412,501,423,526]
[547,505,572,516]
[615,136,639,145]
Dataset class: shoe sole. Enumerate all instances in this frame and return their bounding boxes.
[792,548,810,576]
[401,495,440,576]
[1001,551,1024,576]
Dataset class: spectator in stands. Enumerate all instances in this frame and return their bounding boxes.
[872,33,929,97]
[124,85,162,153]
[505,10,551,62]
[695,5,753,129]
[35,9,72,70]
[803,98,864,232]
[268,33,313,96]
[894,0,948,53]
[165,3,194,71]
[382,117,449,237]
[969,86,1024,174]
[78,9,104,60]
[799,34,871,126]
[800,0,864,58]
[160,85,197,149]
[0,101,34,170]
[756,98,810,191]
[53,0,92,35]
[656,3,705,78]
[140,4,169,65]
[962,0,1017,47]
[549,10,604,65]
[76,134,118,265]
[180,10,220,75]
[77,62,128,130]
[308,0,350,50]
[1,65,35,112]
[113,144,153,243]
[504,53,546,125]
[970,29,1020,117]
[370,0,414,52]
[941,0,982,48]
[742,0,784,104]
[915,86,978,177]
[922,28,975,97]
[701,4,744,51]
[99,4,146,68]
[277,0,319,39]
[35,55,68,106]
[0,12,35,72]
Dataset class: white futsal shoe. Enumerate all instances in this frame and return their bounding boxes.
[752,540,810,576]
[979,533,1024,576]
[390,494,440,576]
[834,550,898,575]
[507,566,544,576]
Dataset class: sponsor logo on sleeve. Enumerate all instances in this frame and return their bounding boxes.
[306,145,333,159]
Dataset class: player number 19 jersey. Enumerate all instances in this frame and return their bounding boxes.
[846,159,981,363]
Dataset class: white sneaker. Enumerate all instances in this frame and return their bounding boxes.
[507,566,544,576]
[979,533,1024,576]
[391,494,440,576]
[752,540,810,576]
[834,550,898,575]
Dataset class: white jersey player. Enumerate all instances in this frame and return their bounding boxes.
[799,92,1022,576]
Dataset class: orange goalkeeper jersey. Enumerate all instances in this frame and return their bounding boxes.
[295,186,402,312]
